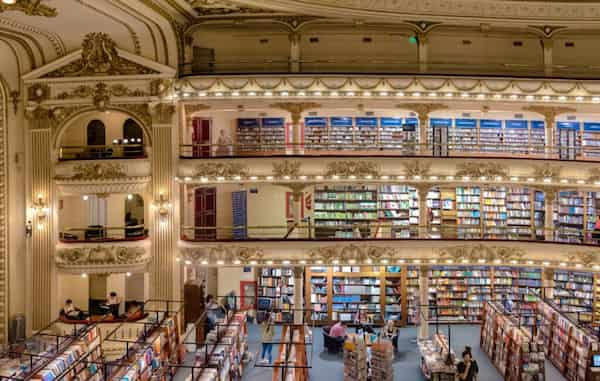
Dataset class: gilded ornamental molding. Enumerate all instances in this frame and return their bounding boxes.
[272,160,301,178]
[181,245,264,264]
[56,245,151,273]
[55,83,149,101]
[195,162,249,178]
[189,0,273,15]
[324,160,380,178]
[67,163,127,180]
[309,245,397,263]
[0,0,57,17]
[437,244,525,263]
[533,163,562,181]
[455,162,508,178]
[402,160,431,178]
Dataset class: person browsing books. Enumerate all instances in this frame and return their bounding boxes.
[330,320,348,338]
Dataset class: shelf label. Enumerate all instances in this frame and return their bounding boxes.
[355,117,378,126]
[584,122,600,132]
[430,118,451,127]
[261,117,285,127]
[557,121,581,130]
[330,117,353,127]
[237,118,260,127]
[530,120,545,129]
[455,119,476,129]
[304,117,327,126]
[480,119,502,129]
[380,117,402,127]
[505,120,528,129]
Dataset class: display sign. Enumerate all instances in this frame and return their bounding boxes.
[380,117,403,127]
[455,119,476,129]
[261,117,285,127]
[480,119,502,129]
[237,118,260,127]
[430,118,451,127]
[557,121,580,130]
[584,122,600,132]
[531,121,545,129]
[505,120,528,129]
[304,117,327,126]
[355,117,378,126]
[330,117,353,126]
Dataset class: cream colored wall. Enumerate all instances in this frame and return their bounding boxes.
[217,267,255,301]
[59,194,145,231]
[125,273,145,302]
[60,112,140,147]
[57,274,89,311]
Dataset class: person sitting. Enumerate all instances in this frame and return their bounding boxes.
[60,299,85,320]
[125,301,144,321]
[329,320,348,339]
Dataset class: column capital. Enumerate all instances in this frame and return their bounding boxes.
[539,185,560,201]
[522,105,576,125]
[149,102,176,125]
[276,182,314,196]
[270,102,321,123]
[398,103,448,119]
[410,183,432,199]
[292,267,304,278]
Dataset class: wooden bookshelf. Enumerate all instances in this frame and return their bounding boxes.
[258,267,295,321]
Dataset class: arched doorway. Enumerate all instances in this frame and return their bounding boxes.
[87,120,106,159]
[123,119,144,157]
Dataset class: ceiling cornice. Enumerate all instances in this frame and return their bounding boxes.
[233,0,600,26]
[0,16,66,58]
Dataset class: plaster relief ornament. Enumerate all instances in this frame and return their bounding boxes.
[455,162,508,178]
[533,163,561,181]
[272,161,301,178]
[190,0,271,15]
[56,246,147,265]
[0,0,57,17]
[568,250,600,267]
[438,244,525,263]
[195,162,249,178]
[46,33,156,77]
[325,161,380,178]
[70,163,127,180]
[402,160,431,178]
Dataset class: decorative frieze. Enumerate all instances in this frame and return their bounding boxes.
[67,163,127,180]
[533,163,562,181]
[181,245,264,264]
[195,162,249,178]
[272,160,301,178]
[324,160,380,178]
[455,162,508,178]
[437,244,525,262]
[402,160,431,178]
[309,244,397,263]
[0,0,57,17]
[56,245,151,273]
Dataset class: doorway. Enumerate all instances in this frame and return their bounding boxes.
[194,187,216,240]
[87,120,106,159]
[192,118,211,158]
[123,119,144,157]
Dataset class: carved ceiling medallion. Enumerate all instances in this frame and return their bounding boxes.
[46,33,157,78]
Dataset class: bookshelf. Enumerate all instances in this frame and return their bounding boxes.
[426,188,442,239]
[555,191,585,243]
[505,187,534,239]
[428,266,491,322]
[236,118,261,152]
[586,192,600,243]
[583,122,600,158]
[307,267,329,323]
[530,121,545,155]
[480,301,546,381]
[332,271,381,323]
[479,119,503,153]
[384,266,402,323]
[453,118,477,152]
[235,118,285,152]
[261,117,286,150]
[553,271,594,324]
[378,184,419,238]
[595,273,600,328]
[538,299,599,381]
[355,117,378,148]
[258,268,295,321]
[504,120,529,154]
[534,190,546,240]
[314,185,378,239]
[492,266,541,325]
[304,116,328,150]
[456,186,481,239]
[379,117,418,153]
[330,117,354,149]
[407,267,420,324]
[482,187,507,239]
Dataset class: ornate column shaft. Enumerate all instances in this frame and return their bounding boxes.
[418,265,429,340]
[399,103,448,155]
[289,32,301,73]
[292,267,304,324]
[415,184,430,239]
[26,108,55,330]
[418,34,428,73]
[523,106,575,158]
[542,38,553,78]
[543,187,557,241]
[270,103,320,155]
[150,103,176,300]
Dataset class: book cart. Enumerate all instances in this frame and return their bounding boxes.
[480,301,546,381]
[537,298,600,381]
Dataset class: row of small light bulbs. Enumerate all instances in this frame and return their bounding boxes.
[174,257,599,271]
[176,174,600,186]
[176,90,600,103]
[81,271,132,278]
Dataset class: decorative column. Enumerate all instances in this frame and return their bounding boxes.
[542,268,555,300]
[399,103,448,156]
[417,34,428,73]
[292,267,304,324]
[149,103,176,300]
[542,38,554,77]
[543,187,557,241]
[25,107,55,330]
[270,103,320,155]
[414,184,430,238]
[289,32,301,73]
[523,106,575,158]
[418,265,429,340]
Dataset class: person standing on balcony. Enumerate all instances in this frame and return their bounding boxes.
[215,129,232,157]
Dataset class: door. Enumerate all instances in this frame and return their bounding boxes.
[194,187,216,240]
[192,118,211,158]
[123,119,144,157]
[559,129,577,160]
[240,281,257,310]
[432,126,449,157]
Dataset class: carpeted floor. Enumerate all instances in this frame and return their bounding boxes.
[241,323,567,381]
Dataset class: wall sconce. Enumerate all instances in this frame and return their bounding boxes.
[153,193,171,223]
[31,194,49,230]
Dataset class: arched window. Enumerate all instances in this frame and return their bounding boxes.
[86,120,105,146]
[123,119,144,157]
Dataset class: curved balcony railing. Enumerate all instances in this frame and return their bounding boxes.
[179,142,600,161]
[59,225,148,243]
[178,59,600,79]
[58,144,147,161]
[180,224,600,245]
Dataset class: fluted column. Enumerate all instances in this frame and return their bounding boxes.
[399,103,448,156]
[270,102,320,155]
[292,267,304,324]
[418,265,429,340]
[25,107,54,330]
[543,187,557,241]
[523,106,575,158]
[149,103,176,300]
[289,32,301,73]
[415,184,430,238]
